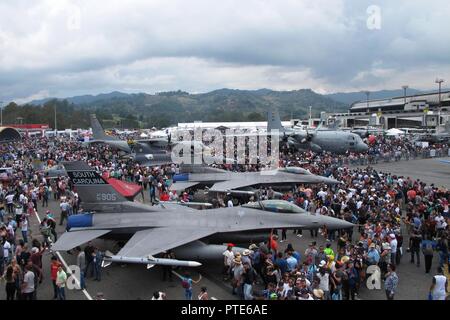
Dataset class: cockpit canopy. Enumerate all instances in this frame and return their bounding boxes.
[242,200,308,214]
[281,167,311,175]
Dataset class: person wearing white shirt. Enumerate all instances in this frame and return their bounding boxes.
[303,199,309,211]
[435,213,445,231]
[430,267,448,300]
[222,246,235,279]
[5,194,14,214]
[22,265,35,300]
[3,240,11,264]
[389,234,398,266]
[227,199,234,208]
[317,189,327,202]
[15,205,23,224]
[356,200,363,210]
[21,218,29,243]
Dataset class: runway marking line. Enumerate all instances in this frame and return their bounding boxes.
[34,210,93,300]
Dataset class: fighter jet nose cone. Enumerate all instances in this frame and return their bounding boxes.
[360,143,369,152]
[343,220,355,228]
[321,215,354,230]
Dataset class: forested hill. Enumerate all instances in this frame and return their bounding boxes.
[6,88,347,129]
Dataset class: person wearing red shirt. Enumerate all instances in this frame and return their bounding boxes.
[269,234,278,255]
[407,189,417,201]
[160,193,170,201]
[50,256,62,300]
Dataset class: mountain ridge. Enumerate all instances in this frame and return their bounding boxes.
[15,87,445,129]
[29,87,439,107]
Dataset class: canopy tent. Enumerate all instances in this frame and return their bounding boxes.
[385,128,405,136]
[0,127,21,142]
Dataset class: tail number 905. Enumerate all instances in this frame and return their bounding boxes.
[96,193,117,201]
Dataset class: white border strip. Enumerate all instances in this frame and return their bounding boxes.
[34,211,93,300]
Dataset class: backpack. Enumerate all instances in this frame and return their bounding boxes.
[423,242,434,255]
[181,278,190,289]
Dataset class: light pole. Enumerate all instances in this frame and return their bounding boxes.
[402,85,408,104]
[364,91,370,111]
[54,103,57,135]
[309,106,312,127]
[435,78,444,127]
[0,101,3,126]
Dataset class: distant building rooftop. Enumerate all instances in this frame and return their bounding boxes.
[350,90,450,112]
[177,121,291,130]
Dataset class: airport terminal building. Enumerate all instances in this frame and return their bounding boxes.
[333,90,450,129]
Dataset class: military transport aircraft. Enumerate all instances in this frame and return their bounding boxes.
[51,162,352,268]
[86,114,222,166]
[267,109,369,154]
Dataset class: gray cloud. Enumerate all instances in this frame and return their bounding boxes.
[0,0,449,103]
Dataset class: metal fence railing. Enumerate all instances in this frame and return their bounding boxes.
[333,147,450,167]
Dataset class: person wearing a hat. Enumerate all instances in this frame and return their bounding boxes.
[366,243,380,265]
[313,288,324,300]
[222,244,235,280]
[380,242,391,273]
[316,260,331,300]
[248,244,263,275]
[389,234,398,266]
[241,249,252,266]
[231,255,244,296]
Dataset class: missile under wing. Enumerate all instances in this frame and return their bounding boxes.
[53,162,330,267]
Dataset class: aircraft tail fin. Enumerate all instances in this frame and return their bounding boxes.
[267,109,285,132]
[90,114,118,141]
[327,119,341,130]
[63,161,128,205]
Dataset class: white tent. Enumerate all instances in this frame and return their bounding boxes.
[139,132,149,138]
[385,128,405,136]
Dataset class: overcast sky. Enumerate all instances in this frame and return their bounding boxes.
[1,0,449,103]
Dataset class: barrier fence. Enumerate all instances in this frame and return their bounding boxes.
[336,147,450,167]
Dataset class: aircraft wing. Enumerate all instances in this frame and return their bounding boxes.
[438,159,450,164]
[208,172,336,192]
[137,138,168,144]
[51,229,112,251]
[117,227,217,257]
[223,132,265,138]
[169,181,200,192]
[209,180,257,193]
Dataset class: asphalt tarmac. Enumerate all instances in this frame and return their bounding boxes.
[356,156,450,189]
[0,157,448,300]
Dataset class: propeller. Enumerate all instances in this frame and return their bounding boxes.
[300,127,314,144]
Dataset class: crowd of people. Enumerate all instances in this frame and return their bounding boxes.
[222,163,449,300]
[0,130,448,300]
